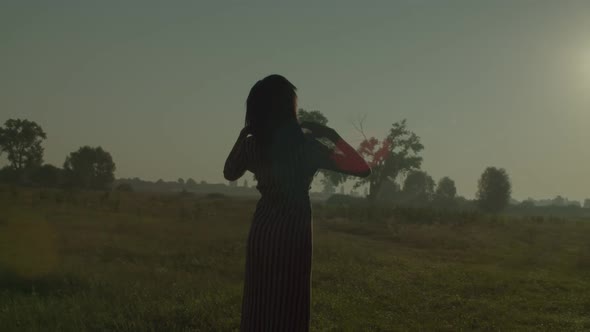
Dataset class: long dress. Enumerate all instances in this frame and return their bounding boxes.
[224,126,370,332]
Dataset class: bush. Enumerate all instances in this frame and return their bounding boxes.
[178,188,195,197]
[30,164,63,188]
[326,194,366,207]
[115,183,134,192]
[205,193,228,199]
[0,167,19,184]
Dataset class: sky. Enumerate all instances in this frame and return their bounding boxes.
[1,0,589,201]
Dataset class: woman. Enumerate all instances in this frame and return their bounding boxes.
[223,74,371,331]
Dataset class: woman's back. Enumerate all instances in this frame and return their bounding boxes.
[226,129,330,204]
[222,74,371,332]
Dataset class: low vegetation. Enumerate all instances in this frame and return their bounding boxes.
[1,186,590,331]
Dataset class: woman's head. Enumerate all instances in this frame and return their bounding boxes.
[245,74,299,148]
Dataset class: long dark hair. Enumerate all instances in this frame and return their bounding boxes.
[245,74,304,158]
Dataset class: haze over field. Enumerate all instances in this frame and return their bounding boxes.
[2,0,589,200]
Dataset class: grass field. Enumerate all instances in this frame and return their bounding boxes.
[1,186,590,331]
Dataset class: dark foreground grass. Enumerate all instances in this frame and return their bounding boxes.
[1,187,590,331]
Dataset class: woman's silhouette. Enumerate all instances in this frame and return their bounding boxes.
[224,74,371,331]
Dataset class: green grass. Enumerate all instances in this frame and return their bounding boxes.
[1,187,590,331]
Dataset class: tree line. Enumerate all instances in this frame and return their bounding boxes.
[0,119,115,190]
[2,116,585,215]
[298,109,513,214]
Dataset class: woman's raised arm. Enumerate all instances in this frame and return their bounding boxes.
[223,126,252,181]
[328,135,372,177]
[302,122,371,178]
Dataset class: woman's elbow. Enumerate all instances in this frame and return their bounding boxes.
[343,166,371,178]
[351,160,372,178]
[223,167,240,182]
[358,167,372,178]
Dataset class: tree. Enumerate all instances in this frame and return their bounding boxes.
[297,109,328,126]
[30,164,62,188]
[354,119,424,202]
[116,183,134,192]
[376,178,401,202]
[0,119,47,171]
[551,195,565,207]
[321,180,336,195]
[519,200,535,209]
[568,201,581,208]
[186,178,197,187]
[178,178,185,185]
[297,108,347,191]
[0,166,18,184]
[401,170,435,206]
[63,146,116,190]
[476,167,511,214]
[434,176,457,208]
[321,170,347,195]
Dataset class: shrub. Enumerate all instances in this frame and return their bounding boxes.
[116,183,134,192]
[205,193,228,199]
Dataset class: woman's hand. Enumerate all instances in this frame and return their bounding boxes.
[300,121,339,141]
[239,125,252,138]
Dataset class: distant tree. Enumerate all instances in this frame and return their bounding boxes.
[298,109,328,126]
[156,179,164,185]
[401,170,435,206]
[551,195,565,207]
[0,119,47,173]
[0,166,18,184]
[455,195,476,210]
[321,171,347,195]
[375,178,401,202]
[186,178,197,187]
[116,183,134,192]
[434,176,457,208]
[178,178,185,185]
[326,193,366,208]
[476,167,511,214]
[568,201,581,208]
[519,200,535,209]
[199,180,207,185]
[63,146,116,190]
[322,180,336,195]
[30,164,62,188]
[354,119,424,202]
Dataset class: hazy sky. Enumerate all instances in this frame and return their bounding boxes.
[2,1,589,200]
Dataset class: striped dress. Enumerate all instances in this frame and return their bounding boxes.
[224,125,370,332]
